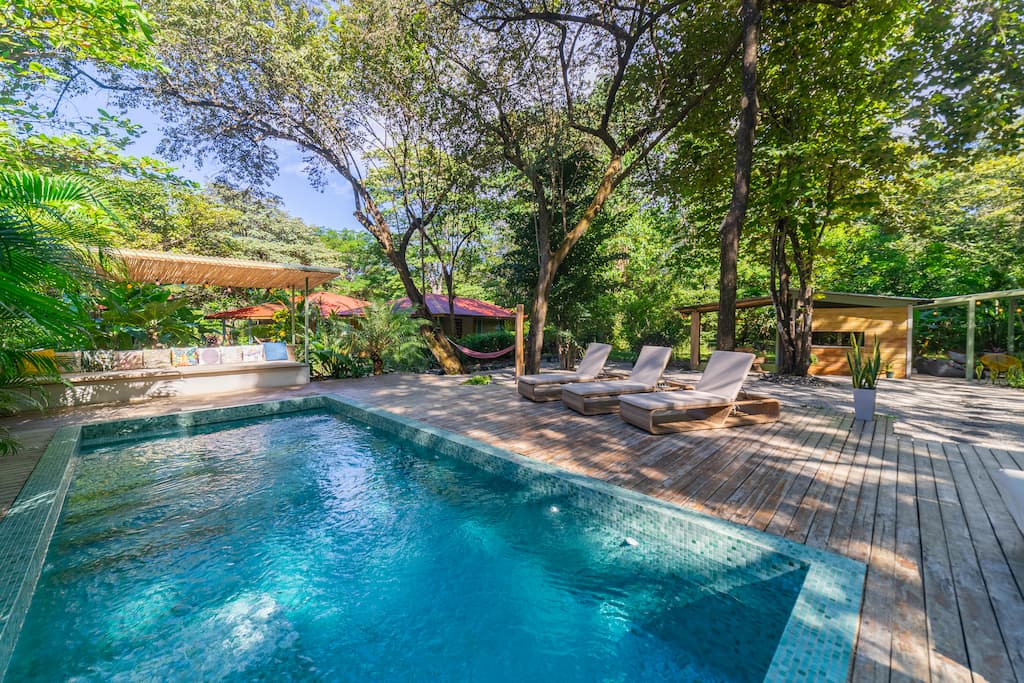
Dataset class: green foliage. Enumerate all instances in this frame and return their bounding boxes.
[344,301,426,375]
[1006,366,1024,390]
[307,316,372,379]
[847,334,882,390]
[89,282,199,349]
[460,375,491,386]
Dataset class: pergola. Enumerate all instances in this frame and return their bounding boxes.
[677,291,928,373]
[106,248,346,361]
[913,288,1024,380]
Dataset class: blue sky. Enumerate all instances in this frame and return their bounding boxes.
[74,91,362,233]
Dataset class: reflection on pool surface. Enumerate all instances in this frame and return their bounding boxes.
[6,406,842,682]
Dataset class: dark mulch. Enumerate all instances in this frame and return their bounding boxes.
[757,373,832,387]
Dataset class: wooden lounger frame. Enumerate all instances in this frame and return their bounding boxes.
[561,387,653,415]
[517,371,630,402]
[620,391,781,434]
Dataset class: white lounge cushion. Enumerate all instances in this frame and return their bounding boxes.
[696,351,755,401]
[629,346,673,387]
[563,380,651,398]
[518,372,584,387]
[994,469,1024,534]
[619,390,733,411]
[576,342,613,379]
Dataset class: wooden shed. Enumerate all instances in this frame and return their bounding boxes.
[677,292,931,378]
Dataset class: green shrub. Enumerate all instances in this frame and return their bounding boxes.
[461,375,492,385]
[455,330,515,353]
[1006,366,1024,389]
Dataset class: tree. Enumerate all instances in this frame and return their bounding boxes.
[716,0,760,352]
[137,0,467,372]
[756,5,913,374]
[442,0,740,373]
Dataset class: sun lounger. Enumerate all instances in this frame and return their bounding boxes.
[561,345,673,415]
[517,343,612,401]
[619,350,779,433]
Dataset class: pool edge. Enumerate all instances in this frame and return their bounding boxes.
[0,394,866,683]
[0,425,80,681]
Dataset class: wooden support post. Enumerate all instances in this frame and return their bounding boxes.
[966,298,976,380]
[690,312,701,370]
[247,319,253,344]
[290,285,296,344]
[221,319,227,345]
[1009,298,1016,355]
[906,305,914,378]
[514,304,525,379]
[303,277,310,364]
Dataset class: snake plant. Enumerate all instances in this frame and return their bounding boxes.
[847,334,882,389]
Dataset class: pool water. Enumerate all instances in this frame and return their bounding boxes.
[7,411,806,682]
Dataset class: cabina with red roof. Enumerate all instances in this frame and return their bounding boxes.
[389,294,516,338]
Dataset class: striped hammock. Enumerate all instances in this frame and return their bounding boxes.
[448,339,516,360]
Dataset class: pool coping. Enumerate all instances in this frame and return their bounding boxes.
[0,395,866,682]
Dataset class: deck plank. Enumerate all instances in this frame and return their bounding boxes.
[4,374,1023,683]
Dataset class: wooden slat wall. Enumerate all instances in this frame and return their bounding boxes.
[811,306,909,378]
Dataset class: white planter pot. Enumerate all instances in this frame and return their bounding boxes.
[853,388,877,421]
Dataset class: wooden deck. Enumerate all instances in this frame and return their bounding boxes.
[4,374,1024,682]
[327,377,1024,683]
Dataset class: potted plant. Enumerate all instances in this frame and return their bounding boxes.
[847,334,882,420]
[885,362,894,379]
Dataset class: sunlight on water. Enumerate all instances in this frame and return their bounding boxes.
[7,412,805,682]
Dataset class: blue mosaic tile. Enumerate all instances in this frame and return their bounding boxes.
[0,395,865,682]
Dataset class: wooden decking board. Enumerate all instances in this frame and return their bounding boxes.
[736,418,835,530]
[724,409,836,526]
[890,439,932,683]
[708,408,826,520]
[827,417,887,559]
[786,418,869,546]
[850,423,899,682]
[940,442,1024,681]
[961,445,1024,594]
[763,412,856,538]
[932,441,1017,683]
[914,440,973,683]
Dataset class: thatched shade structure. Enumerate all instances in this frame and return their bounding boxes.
[110,249,344,289]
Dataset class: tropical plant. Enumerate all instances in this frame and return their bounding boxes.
[307,315,371,379]
[847,334,882,390]
[345,302,426,375]
[90,283,199,349]
[0,170,122,452]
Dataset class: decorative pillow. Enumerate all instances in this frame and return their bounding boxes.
[111,350,145,370]
[198,348,222,365]
[219,346,243,364]
[263,341,289,361]
[54,351,82,373]
[82,350,115,372]
[143,348,172,369]
[20,349,57,375]
[241,344,263,363]
[171,347,199,367]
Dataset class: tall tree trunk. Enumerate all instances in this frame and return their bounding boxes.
[770,217,814,375]
[717,0,761,351]
[523,156,623,374]
[524,254,557,375]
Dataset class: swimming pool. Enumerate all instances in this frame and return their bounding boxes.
[0,396,864,682]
